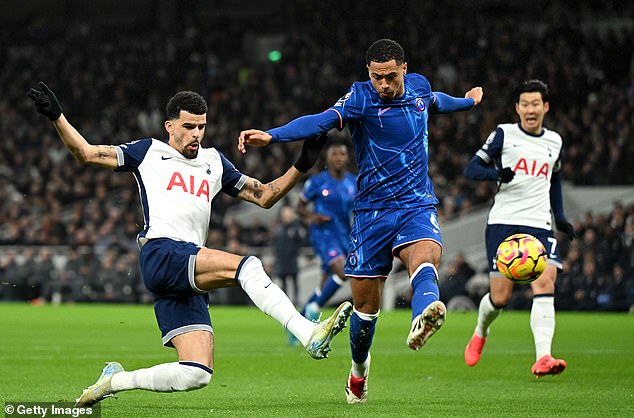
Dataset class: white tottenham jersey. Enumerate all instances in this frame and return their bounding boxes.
[476,123,563,230]
[114,138,247,247]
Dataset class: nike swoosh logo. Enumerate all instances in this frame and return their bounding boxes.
[264,282,272,288]
[161,156,173,160]
[378,107,391,115]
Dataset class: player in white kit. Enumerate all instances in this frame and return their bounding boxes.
[27,82,352,406]
[462,80,575,377]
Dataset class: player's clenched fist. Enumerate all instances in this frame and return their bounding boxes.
[465,87,483,106]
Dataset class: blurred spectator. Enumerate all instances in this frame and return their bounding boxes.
[579,252,601,309]
[0,250,20,300]
[271,206,306,304]
[42,246,83,303]
[27,247,55,301]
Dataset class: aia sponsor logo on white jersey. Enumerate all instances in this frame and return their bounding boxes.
[114,139,246,247]
[480,124,563,230]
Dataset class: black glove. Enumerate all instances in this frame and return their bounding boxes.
[27,82,63,121]
[293,134,328,173]
[556,220,576,240]
[497,167,515,183]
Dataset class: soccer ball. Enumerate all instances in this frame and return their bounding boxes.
[495,233,547,283]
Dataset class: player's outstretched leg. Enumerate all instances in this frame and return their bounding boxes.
[345,353,371,404]
[75,362,124,407]
[531,355,567,377]
[407,300,446,350]
[305,301,353,359]
[76,360,213,406]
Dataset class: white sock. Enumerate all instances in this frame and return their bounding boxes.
[237,257,314,345]
[475,293,502,338]
[351,352,371,379]
[110,362,212,392]
[531,295,555,360]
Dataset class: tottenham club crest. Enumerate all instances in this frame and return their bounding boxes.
[415,97,426,112]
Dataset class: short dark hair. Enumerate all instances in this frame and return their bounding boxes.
[326,138,348,150]
[514,80,549,103]
[366,39,405,66]
[166,91,208,120]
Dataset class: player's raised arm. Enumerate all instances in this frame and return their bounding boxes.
[429,87,483,114]
[237,134,327,208]
[238,111,340,154]
[27,82,118,169]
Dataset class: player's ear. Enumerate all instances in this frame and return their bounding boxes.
[165,120,173,136]
[403,62,407,75]
[543,101,550,114]
[515,102,520,116]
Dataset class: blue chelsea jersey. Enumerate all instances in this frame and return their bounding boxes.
[302,171,357,238]
[330,73,438,210]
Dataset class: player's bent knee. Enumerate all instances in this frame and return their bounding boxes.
[237,256,265,280]
[489,294,509,309]
[489,277,513,308]
[177,362,213,391]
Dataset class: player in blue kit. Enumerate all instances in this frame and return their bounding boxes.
[298,140,357,322]
[463,80,575,377]
[238,39,483,403]
[27,82,352,407]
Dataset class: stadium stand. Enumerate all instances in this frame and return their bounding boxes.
[0,0,632,310]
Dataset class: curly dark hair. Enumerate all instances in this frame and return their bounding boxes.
[365,39,405,66]
[514,80,549,103]
[166,91,208,120]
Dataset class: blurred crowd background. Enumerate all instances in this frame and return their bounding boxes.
[1,0,632,311]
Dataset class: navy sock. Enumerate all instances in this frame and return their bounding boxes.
[410,263,439,321]
[349,310,378,364]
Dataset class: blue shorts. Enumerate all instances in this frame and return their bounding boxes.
[310,229,349,273]
[344,206,442,278]
[486,224,562,275]
[139,238,213,347]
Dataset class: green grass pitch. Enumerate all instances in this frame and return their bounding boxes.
[0,303,632,417]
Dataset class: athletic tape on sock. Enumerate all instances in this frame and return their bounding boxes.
[353,308,380,321]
